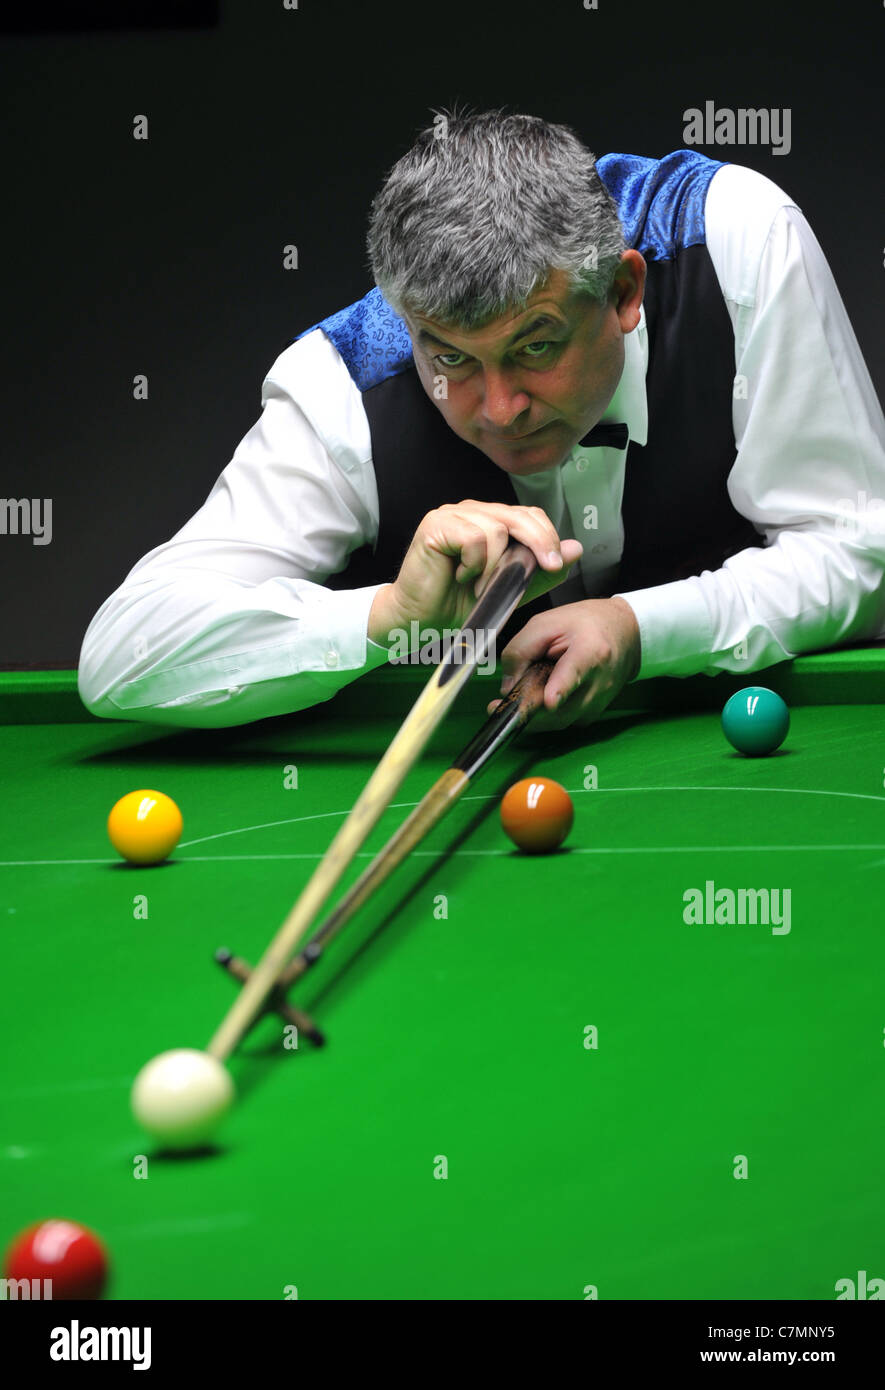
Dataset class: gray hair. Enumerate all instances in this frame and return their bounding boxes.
[366,108,625,328]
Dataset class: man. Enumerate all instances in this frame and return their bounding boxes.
[78,111,885,729]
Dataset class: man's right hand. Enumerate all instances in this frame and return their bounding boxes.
[367,500,583,647]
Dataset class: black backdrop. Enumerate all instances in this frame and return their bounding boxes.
[2,0,883,667]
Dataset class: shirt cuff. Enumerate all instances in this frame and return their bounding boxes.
[614,577,715,678]
[299,583,392,677]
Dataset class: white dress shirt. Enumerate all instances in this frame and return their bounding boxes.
[78,162,885,727]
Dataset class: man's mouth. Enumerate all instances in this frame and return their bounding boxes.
[491,421,555,442]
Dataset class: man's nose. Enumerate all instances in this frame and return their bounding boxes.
[479,370,531,430]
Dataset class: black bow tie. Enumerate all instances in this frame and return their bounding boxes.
[578,421,629,450]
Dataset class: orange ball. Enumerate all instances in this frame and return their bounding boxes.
[107,789,182,865]
[500,777,574,854]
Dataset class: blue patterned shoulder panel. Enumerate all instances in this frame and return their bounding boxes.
[296,149,726,390]
[596,150,726,261]
[296,286,412,392]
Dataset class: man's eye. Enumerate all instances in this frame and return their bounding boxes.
[435,352,469,368]
[521,341,553,358]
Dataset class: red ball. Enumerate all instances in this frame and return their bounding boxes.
[3,1219,108,1299]
[500,776,574,854]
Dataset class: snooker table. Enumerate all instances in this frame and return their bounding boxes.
[2,650,885,1303]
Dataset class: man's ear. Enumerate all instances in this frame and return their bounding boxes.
[612,250,646,333]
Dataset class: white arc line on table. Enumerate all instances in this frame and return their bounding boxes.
[1,785,881,867]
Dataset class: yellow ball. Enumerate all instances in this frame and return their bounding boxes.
[107,789,182,865]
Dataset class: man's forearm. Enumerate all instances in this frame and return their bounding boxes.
[78,574,391,728]
[617,531,885,680]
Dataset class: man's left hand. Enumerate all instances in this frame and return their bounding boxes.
[489,597,642,729]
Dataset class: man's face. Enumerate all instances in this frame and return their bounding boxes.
[407,254,645,476]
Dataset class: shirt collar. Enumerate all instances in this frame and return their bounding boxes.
[575,301,648,453]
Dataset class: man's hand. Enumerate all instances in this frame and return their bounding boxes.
[368,501,583,645]
[489,597,642,728]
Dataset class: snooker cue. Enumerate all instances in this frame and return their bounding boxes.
[213,948,326,1047]
[206,540,538,1062]
[216,659,555,1029]
[215,659,553,1035]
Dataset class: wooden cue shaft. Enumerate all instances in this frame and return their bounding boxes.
[206,541,537,1062]
[273,658,555,990]
[219,659,555,1031]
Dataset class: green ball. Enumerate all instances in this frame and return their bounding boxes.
[721,686,790,756]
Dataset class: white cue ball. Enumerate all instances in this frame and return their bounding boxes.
[131,1048,234,1150]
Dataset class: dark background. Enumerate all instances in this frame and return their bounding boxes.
[2,0,883,667]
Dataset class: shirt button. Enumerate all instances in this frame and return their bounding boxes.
[575,458,588,473]
[324,650,339,668]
